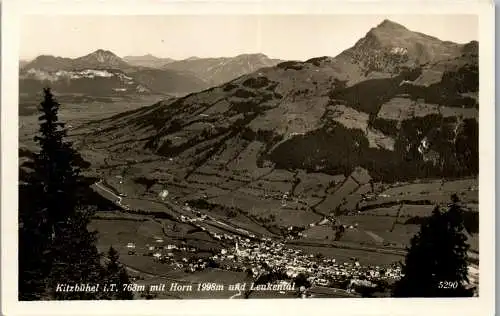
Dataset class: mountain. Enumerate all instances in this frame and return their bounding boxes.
[349,19,464,65]
[123,54,176,68]
[77,20,478,199]
[20,49,211,96]
[72,49,132,70]
[20,50,151,96]
[162,53,283,86]
[298,19,471,87]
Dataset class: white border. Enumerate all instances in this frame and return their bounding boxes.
[1,1,495,316]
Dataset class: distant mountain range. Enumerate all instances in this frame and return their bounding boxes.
[20,50,283,96]
[121,53,283,86]
[81,19,478,185]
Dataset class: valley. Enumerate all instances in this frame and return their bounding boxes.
[18,19,480,299]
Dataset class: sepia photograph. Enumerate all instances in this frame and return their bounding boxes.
[2,0,496,315]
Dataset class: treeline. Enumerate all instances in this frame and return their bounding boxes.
[268,113,478,182]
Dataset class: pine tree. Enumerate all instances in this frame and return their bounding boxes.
[104,246,134,300]
[392,194,474,297]
[19,88,103,300]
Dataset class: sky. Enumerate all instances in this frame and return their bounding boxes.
[20,14,478,61]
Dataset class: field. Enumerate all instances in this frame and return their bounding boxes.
[87,164,479,272]
[20,89,480,299]
[84,156,481,291]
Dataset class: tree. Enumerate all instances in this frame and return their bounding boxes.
[19,183,52,300]
[47,207,106,300]
[19,88,103,300]
[30,89,87,231]
[392,195,474,297]
[103,246,134,300]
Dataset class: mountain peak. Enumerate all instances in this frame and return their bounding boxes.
[375,19,408,31]
[71,49,129,69]
[363,19,414,45]
[341,19,466,75]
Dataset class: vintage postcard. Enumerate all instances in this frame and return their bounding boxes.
[1,0,495,315]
